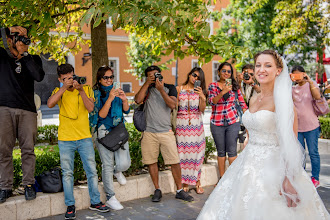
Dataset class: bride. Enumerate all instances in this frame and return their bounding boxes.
[197,50,330,220]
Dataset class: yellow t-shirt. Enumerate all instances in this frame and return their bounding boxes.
[51,85,94,141]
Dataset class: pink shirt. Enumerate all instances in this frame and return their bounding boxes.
[292,81,320,132]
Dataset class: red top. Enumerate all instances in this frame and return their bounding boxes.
[208,82,248,126]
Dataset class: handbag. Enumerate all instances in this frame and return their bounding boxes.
[133,103,147,132]
[312,96,330,116]
[36,167,63,193]
[98,122,129,152]
[133,88,150,132]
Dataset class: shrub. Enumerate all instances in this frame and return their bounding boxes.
[12,123,200,188]
[204,136,217,163]
[37,125,58,144]
[13,146,61,188]
[319,117,330,139]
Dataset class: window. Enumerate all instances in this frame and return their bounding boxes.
[192,59,200,69]
[121,82,132,93]
[206,18,214,36]
[139,76,146,86]
[108,57,120,81]
[106,17,113,28]
[213,61,220,82]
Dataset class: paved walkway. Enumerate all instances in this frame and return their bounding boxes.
[39,153,330,220]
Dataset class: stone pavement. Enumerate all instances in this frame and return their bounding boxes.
[39,153,330,220]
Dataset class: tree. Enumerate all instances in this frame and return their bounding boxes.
[216,0,329,67]
[124,31,175,79]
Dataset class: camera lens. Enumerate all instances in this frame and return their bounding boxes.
[243,72,250,80]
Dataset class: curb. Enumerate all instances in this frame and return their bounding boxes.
[318,138,330,154]
[0,163,219,220]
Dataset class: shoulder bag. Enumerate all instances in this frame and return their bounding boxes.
[133,88,150,132]
[312,96,330,116]
[36,167,63,193]
[98,122,129,152]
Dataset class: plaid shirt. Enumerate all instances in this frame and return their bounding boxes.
[208,82,248,126]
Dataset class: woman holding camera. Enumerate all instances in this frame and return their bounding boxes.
[89,66,131,210]
[208,62,247,179]
[291,65,322,188]
[176,67,207,194]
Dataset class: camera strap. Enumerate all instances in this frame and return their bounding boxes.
[1,28,14,58]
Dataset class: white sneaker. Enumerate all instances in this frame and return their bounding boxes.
[106,196,124,210]
[114,172,127,185]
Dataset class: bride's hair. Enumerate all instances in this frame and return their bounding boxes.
[254,50,283,69]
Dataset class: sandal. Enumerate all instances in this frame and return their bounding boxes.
[195,185,204,194]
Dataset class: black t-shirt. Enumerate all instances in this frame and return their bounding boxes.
[0,47,45,112]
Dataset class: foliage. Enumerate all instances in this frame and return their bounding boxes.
[216,0,329,66]
[12,123,170,188]
[13,146,61,188]
[125,32,175,79]
[0,0,89,63]
[204,136,217,164]
[37,125,58,145]
[320,117,330,139]
[0,0,247,69]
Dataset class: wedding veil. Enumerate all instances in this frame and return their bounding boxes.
[274,57,305,203]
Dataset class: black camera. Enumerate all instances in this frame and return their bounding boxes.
[12,33,31,45]
[73,75,86,84]
[6,29,31,45]
[154,72,163,82]
[243,71,250,80]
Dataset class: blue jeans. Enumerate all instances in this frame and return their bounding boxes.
[58,138,101,206]
[298,127,321,181]
[97,125,131,200]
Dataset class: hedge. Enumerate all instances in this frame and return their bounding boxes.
[12,123,216,188]
[320,117,330,139]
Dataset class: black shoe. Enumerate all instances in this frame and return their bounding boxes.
[24,185,36,201]
[89,202,110,213]
[175,190,194,202]
[65,205,76,220]
[0,189,12,203]
[152,189,162,202]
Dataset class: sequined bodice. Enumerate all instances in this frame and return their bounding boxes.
[242,110,279,147]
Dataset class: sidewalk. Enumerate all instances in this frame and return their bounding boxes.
[38,153,330,220]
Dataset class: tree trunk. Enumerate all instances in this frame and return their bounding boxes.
[91,20,108,86]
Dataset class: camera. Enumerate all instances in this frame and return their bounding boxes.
[73,75,86,84]
[243,71,250,80]
[6,28,31,45]
[154,72,163,82]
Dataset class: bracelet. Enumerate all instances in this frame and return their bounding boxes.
[311,87,318,90]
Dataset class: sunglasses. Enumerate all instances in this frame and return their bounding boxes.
[221,69,232,74]
[102,75,114,80]
[191,73,200,80]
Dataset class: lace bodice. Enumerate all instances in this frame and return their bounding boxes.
[242,110,279,147]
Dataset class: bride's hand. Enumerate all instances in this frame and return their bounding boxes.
[281,177,300,207]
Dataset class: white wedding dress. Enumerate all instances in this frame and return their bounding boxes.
[198,110,330,220]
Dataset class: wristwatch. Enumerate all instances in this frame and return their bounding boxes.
[21,51,29,57]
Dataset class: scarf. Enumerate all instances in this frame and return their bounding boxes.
[89,84,123,132]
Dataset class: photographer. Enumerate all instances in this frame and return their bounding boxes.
[291,65,322,188]
[135,65,194,203]
[0,26,44,203]
[241,64,260,107]
[47,64,109,219]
